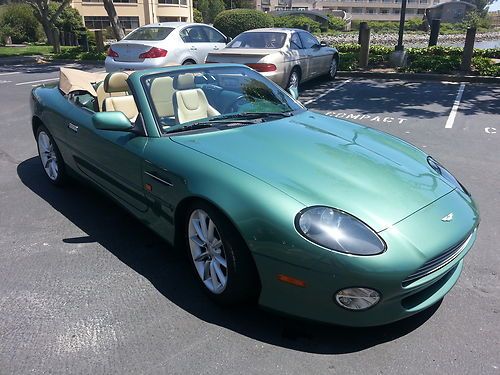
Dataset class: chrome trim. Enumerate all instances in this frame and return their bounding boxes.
[68,123,78,132]
[144,171,173,187]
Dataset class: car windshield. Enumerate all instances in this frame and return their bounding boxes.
[142,66,303,134]
[124,27,174,41]
[227,32,286,49]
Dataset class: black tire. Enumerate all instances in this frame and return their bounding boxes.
[182,60,196,65]
[184,201,260,305]
[36,125,66,186]
[286,68,301,91]
[328,56,338,80]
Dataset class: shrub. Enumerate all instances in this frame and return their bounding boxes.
[193,9,203,23]
[0,4,42,44]
[472,56,500,77]
[213,9,273,38]
[273,15,321,33]
[327,15,346,31]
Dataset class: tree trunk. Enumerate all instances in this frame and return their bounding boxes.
[103,0,126,41]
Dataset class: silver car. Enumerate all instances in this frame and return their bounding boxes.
[205,28,339,90]
[105,22,229,72]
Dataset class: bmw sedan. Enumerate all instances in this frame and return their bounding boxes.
[105,22,229,72]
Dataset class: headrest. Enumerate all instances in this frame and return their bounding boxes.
[104,72,130,93]
[175,73,195,90]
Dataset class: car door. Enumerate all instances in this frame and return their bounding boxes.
[64,97,148,214]
[288,32,311,78]
[179,26,211,64]
[202,26,228,56]
[298,32,324,78]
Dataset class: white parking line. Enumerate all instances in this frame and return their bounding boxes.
[15,77,59,86]
[0,72,20,76]
[445,83,466,129]
[303,79,353,106]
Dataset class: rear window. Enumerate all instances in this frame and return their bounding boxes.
[227,32,286,49]
[124,27,174,41]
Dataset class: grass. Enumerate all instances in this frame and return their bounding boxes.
[0,45,73,57]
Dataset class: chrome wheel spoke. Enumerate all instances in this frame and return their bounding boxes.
[213,253,227,268]
[212,260,226,285]
[192,219,206,242]
[38,131,59,181]
[190,235,205,247]
[194,251,210,262]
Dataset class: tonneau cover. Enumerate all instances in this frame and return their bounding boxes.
[59,67,108,96]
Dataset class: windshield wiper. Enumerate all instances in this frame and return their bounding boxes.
[211,111,293,121]
[166,122,215,134]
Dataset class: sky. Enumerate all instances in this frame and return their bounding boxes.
[490,0,500,11]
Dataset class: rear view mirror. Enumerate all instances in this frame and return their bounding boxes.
[288,86,299,100]
[93,111,133,131]
[320,41,327,47]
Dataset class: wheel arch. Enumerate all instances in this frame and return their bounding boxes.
[32,116,44,138]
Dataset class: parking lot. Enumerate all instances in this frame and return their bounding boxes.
[0,60,499,374]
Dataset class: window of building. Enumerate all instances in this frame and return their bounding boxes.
[158,16,180,22]
[158,0,188,4]
[417,8,425,13]
[419,0,428,3]
[82,0,138,2]
[380,8,389,13]
[393,8,400,13]
[262,0,271,4]
[352,7,364,13]
[84,16,139,30]
[366,8,376,13]
[406,8,416,13]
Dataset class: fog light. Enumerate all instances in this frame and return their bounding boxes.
[335,288,380,311]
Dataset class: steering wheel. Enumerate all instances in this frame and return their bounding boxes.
[225,95,248,113]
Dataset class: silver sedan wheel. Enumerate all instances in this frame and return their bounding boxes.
[37,131,59,181]
[288,70,300,90]
[329,58,338,79]
[188,209,228,294]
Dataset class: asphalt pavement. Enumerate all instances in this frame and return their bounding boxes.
[0,60,499,374]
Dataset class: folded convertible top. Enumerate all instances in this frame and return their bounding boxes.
[59,67,108,97]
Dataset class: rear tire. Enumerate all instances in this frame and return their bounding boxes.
[36,125,66,186]
[184,201,259,305]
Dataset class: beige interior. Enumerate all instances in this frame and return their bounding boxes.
[150,76,175,117]
[174,89,220,124]
[96,82,127,112]
[103,72,138,121]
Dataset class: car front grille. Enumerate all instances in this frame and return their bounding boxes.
[402,230,475,287]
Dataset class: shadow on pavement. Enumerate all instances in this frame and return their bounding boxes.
[18,156,440,354]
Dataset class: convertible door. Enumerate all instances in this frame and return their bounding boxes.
[65,106,148,213]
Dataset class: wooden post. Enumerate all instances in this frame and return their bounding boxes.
[358,22,368,45]
[359,27,370,69]
[95,30,104,53]
[460,27,476,72]
[428,19,441,47]
[52,29,61,54]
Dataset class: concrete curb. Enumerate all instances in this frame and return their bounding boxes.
[337,71,500,83]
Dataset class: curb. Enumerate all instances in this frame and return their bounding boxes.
[337,71,500,83]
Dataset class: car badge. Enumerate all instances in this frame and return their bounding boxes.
[441,213,454,222]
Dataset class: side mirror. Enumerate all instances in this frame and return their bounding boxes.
[288,86,299,100]
[226,36,232,44]
[320,41,327,48]
[93,111,133,131]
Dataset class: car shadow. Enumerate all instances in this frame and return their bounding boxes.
[17,156,441,354]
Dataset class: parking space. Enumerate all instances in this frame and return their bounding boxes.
[1,63,499,374]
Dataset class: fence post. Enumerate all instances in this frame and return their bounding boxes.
[460,27,476,72]
[428,19,441,47]
[358,22,368,45]
[52,29,61,54]
[359,26,370,69]
[95,30,104,53]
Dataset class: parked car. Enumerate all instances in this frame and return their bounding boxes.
[30,65,479,326]
[206,28,339,90]
[105,22,229,72]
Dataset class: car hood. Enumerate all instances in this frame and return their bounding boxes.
[171,111,454,232]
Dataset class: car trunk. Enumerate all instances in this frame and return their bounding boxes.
[111,40,163,63]
[206,48,278,64]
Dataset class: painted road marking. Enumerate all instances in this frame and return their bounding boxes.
[445,83,466,129]
[0,80,12,84]
[325,111,408,124]
[485,127,497,134]
[303,79,352,106]
[16,77,59,86]
[0,72,20,76]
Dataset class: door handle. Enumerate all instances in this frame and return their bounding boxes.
[68,123,78,133]
[190,46,197,51]
[213,46,219,50]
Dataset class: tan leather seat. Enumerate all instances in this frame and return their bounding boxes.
[175,89,220,124]
[103,72,138,121]
[96,81,127,112]
[150,76,175,117]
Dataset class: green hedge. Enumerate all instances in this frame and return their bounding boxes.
[273,15,321,33]
[213,9,273,38]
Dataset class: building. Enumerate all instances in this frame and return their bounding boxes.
[70,0,193,32]
[488,10,500,27]
[426,1,475,23]
[258,0,451,21]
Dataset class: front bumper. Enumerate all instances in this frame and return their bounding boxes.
[253,189,479,326]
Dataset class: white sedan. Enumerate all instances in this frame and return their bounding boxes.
[105,22,229,72]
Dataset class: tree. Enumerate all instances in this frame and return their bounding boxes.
[25,0,70,48]
[0,3,42,43]
[464,0,495,16]
[102,0,125,40]
[193,9,203,23]
[222,0,253,9]
[208,0,225,23]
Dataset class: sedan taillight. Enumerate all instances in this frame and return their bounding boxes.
[107,47,119,58]
[246,63,277,72]
[139,47,168,59]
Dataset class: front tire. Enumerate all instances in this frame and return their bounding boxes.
[329,57,338,80]
[185,202,259,305]
[36,125,66,186]
[286,68,300,91]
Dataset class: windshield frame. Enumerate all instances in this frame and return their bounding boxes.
[140,65,305,136]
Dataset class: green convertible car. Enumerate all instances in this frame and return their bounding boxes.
[30,64,479,326]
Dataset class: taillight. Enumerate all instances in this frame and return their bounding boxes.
[107,47,119,58]
[139,47,168,59]
[245,63,277,72]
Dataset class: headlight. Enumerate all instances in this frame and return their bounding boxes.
[295,206,386,255]
[335,287,381,310]
[428,156,470,196]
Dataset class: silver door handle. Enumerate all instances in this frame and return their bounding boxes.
[68,123,78,132]
[213,46,219,50]
[190,46,197,51]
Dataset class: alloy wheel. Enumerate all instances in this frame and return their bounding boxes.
[330,58,338,79]
[38,131,59,181]
[288,70,299,90]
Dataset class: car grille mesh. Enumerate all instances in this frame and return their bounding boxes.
[402,230,474,287]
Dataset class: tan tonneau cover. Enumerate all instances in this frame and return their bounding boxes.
[59,67,108,97]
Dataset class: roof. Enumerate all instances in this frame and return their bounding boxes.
[140,22,201,28]
[241,28,300,33]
